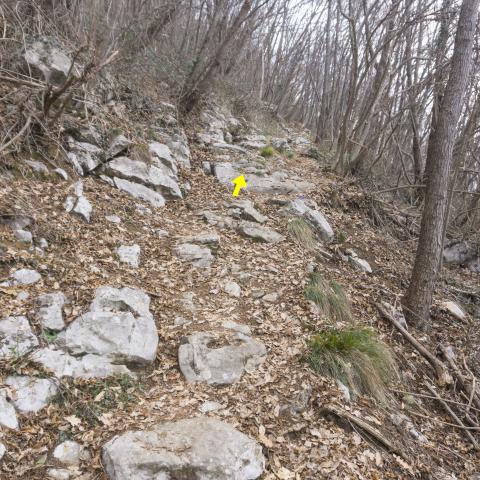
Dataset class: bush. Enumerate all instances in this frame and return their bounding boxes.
[260,145,275,157]
[304,272,352,322]
[288,218,316,251]
[305,327,397,402]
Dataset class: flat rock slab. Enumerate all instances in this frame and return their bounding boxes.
[5,375,58,413]
[102,417,265,480]
[113,177,166,208]
[179,331,266,385]
[10,269,41,286]
[30,347,132,379]
[0,316,39,359]
[56,286,158,365]
[229,200,267,224]
[237,221,284,243]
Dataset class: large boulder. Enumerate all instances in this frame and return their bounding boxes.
[174,232,220,268]
[102,417,265,480]
[23,36,73,86]
[56,287,158,365]
[66,139,103,175]
[105,157,182,199]
[178,331,266,385]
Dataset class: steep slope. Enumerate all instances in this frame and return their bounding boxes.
[1,99,479,479]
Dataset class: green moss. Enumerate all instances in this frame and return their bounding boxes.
[305,327,397,402]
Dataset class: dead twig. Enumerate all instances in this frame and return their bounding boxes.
[319,403,410,461]
[376,302,452,386]
[426,384,479,450]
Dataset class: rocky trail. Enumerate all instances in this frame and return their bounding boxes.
[1,88,480,479]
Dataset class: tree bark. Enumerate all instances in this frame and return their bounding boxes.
[402,0,479,328]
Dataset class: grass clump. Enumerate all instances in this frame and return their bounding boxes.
[306,327,397,402]
[260,145,275,157]
[288,218,317,251]
[305,272,352,322]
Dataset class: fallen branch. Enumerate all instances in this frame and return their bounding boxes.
[426,384,479,450]
[376,303,452,386]
[0,115,32,155]
[319,403,409,461]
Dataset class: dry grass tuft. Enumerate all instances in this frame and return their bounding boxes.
[288,218,317,251]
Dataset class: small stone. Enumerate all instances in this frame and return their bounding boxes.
[442,301,466,321]
[117,244,141,268]
[202,161,212,175]
[157,229,169,237]
[16,291,29,301]
[262,292,278,303]
[53,440,82,466]
[107,134,131,158]
[237,221,284,243]
[222,320,251,335]
[0,442,5,461]
[198,400,222,413]
[14,229,33,243]
[336,380,351,402]
[0,390,18,429]
[174,316,189,326]
[222,280,241,298]
[39,237,49,248]
[106,215,121,224]
[46,468,72,480]
[25,159,49,174]
[11,268,41,285]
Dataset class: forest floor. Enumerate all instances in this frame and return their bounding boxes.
[1,125,479,479]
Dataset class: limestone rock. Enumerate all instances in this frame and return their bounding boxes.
[66,139,103,175]
[107,134,131,159]
[346,250,372,273]
[11,268,41,285]
[443,241,476,264]
[37,292,66,331]
[105,157,182,199]
[46,468,72,480]
[168,135,191,169]
[222,320,251,335]
[106,215,121,224]
[271,137,289,151]
[54,168,69,180]
[14,229,33,243]
[237,221,284,243]
[442,301,466,321]
[57,286,158,365]
[25,159,49,174]
[0,390,18,429]
[281,198,334,243]
[53,440,83,466]
[116,244,140,268]
[23,36,72,86]
[5,376,58,413]
[0,316,39,358]
[198,400,222,413]
[229,200,267,224]
[64,182,92,222]
[30,346,132,379]
[149,142,177,176]
[179,331,266,385]
[223,280,241,298]
[0,442,5,461]
[113,177,166,208]
[174,243,214,268]
[202,161,212,175]
[102,417,265,480]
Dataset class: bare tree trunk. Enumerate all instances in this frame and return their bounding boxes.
[402,0,479,328]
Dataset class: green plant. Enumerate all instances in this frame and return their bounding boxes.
[304,272,352,322]
[43,329,58,342]
[337,231,347,244]
[288,218,316,251]
[260,145,275,158]
[305,327,397,402]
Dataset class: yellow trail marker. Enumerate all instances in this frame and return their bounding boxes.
[231,175,247,197]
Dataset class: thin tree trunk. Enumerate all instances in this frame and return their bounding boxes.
[402,0,479,328]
